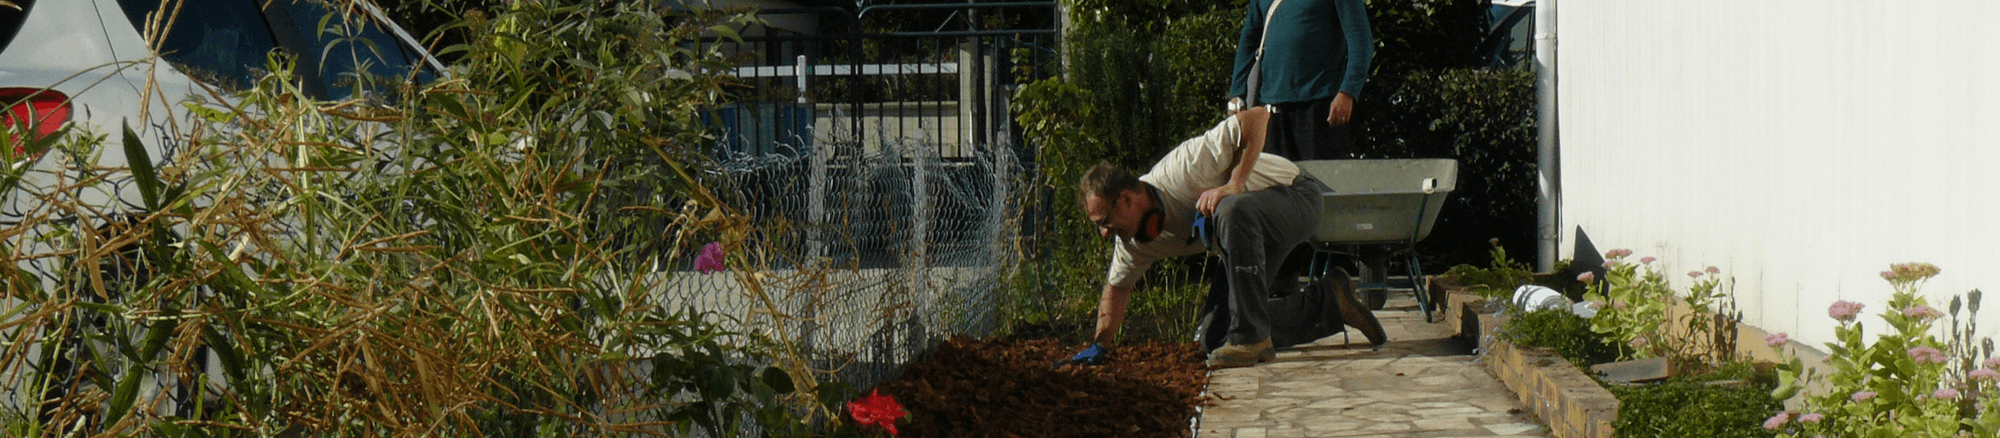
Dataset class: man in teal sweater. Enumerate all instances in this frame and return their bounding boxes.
[1228,0,1373,161]
[1228,0,1383,348]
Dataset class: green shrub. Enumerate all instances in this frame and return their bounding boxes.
[1360,66,1538,271]
[1501,309,1627,368]
[1610,364,1783,438]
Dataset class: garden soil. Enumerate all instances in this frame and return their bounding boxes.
[874,336,1209,438]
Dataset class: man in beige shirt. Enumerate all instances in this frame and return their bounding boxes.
[1062,108,1384,369]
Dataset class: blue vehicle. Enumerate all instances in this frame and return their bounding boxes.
[1479,0,1536,68]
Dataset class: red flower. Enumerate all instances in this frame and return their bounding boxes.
[848,390,907,436]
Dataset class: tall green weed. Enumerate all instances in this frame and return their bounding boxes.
[0,1,839,436]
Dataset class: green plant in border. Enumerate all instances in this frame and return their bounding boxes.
[1580,249,1672,359]
[1768,263,1976,437]
[1442,238,1534,299]
[1500,308,1627,368]
[1609,362,1783,438]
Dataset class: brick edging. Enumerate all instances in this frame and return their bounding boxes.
[1476,312,1619,438]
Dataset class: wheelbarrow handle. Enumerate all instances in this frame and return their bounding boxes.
[1421,178,1438,195]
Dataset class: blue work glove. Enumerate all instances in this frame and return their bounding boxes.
[1053,343,1111,368]
[1193,212,1213,248]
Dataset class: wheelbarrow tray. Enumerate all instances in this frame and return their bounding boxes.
[1293,159,1459,245]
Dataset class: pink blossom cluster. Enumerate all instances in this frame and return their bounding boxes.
[1604,248,1633,259]
[1577,271,1595,283]
[1985,357,2000,369]
[1705,266,1720,274]
[1798,413,1824,424]
[1970,369,1999,380]
[1902,305,1944,322]
[695,242,727,274]
[1687,270,1704,279]
[1880,262,1942,283]
[1908,346,1948,364]
[1934,388,1961,399]
[1762,412,1791,430]
[1851,390,1878,402]
[1640,256,1656,264]
[1827,301,1864,322]
[1765,332,1790,348]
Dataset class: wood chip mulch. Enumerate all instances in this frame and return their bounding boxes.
[873,336,1209,438]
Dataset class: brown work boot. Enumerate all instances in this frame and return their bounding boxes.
[1328,269,1388,346]
[1205,338,1276,369]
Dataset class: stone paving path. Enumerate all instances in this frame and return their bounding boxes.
[1196,294,1550,438]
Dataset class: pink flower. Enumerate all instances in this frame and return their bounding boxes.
[1852,391,1877,402]
[1611,301,1629,310]
[1903,305,1943,321]
[1909,346,1948,364]
[1828,301,1864,322]
[1640,256,1657,264]
[1603,248,1633,258]
[1705,266,1720,274]
[1577,272,1595,283]
[1884,263,1942,283]
[1935,388,1961,399]
[1762,412,1790,430]
[1984,357,2000,369]
[848,389,908,436]
[1971,369,1999,380]
[695,242,727,274]
[1688,271,1704,279]
[1765,333,1790,347]
[1587,301,1604,310]
[1798,413,1824,424]
[1629,337,1649,348]
[1603,260,1620,268]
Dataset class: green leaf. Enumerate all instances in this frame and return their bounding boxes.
[122,123,162,211]
[760,366,795,393]
[707,24,742,43]
[105,359,146,424]
[203,325,248,383]
[426,91,471,122]
[1770,381,1800,400]
[138,311,174,359]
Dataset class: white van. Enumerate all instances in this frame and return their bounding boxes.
[0,0,441,221]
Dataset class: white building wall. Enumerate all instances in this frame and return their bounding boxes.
[1557,0,2000,348]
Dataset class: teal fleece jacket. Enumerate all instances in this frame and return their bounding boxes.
[1228,0,1374,105]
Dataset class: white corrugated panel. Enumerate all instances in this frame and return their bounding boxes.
[1557,0,2000,348]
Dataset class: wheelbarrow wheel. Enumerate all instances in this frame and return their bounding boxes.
[1360,288,1389,310]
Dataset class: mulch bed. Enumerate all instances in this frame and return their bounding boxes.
[874,336,1210,438]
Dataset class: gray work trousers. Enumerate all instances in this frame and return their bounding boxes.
[1195,175,1339,352]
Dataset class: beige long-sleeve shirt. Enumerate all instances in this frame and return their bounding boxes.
[1105,116,1301,288]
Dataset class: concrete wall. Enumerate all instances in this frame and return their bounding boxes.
[1555,1,2000,349]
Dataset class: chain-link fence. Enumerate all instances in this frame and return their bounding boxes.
[655,7,1058,396]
